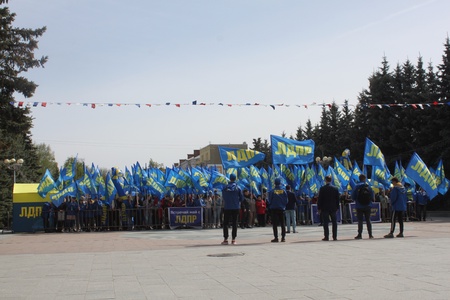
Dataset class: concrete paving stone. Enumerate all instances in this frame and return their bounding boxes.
[1,218,450,299]
[141,284,176,297]
[87,280,115,291]
[84,289,116,299]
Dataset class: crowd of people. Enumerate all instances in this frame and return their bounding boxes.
[41,175,430,243]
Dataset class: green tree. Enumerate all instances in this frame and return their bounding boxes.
[251,137,271,168]
[35,143,58,178]
[0,5,47,228]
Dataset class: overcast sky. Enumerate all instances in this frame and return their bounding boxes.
[6,0,450,170]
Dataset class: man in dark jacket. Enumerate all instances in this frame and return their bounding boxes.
[268,177,288,242]
[317,175,340,241]
[221,174,243,245]
[351,174,374,239]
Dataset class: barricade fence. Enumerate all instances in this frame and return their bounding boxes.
[40,202,394,233]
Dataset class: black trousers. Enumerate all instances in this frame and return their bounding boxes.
[416,205,427,221]
[356,206,372,236]
[223,209,239,240]
[390,211,404,234]
[271,209,286,239]
[321,210,337,240]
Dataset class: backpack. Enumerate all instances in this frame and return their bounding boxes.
[357,184,372,205]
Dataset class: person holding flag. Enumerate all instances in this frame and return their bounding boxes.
[384,177,407,238]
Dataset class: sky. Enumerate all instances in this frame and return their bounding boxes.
[5,0,450,171]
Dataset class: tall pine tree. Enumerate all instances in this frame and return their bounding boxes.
[0,5,47,228]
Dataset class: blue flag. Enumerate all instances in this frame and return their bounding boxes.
[334,157,351,189]
[105,172,117,206]
[271,135,314,165]
[363,138,386,167]
[37,169,57,198]
[50,181,77,207]
[405,153,438,200]
[210,169,228,189]
[61,156,77,181]
[434,159,449,195]
[218,146,265,168]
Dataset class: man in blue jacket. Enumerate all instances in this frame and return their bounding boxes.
[351,174,374,239]
[384,177,407,238]
[221,174,243,245]
[317,175,340,241]
[268,178,288,242]
[414,188,429,221]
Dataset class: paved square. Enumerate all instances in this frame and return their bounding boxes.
[1,217,449,299]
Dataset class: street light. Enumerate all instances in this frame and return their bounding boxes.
[3,158,24,183]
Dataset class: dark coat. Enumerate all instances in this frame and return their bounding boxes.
[317,183,340,211]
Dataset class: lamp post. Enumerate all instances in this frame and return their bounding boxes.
[3,158,24,183]
[2,158,23,233]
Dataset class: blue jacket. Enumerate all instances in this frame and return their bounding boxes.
[268,185,288,210]
[390,183,407,211]
[351,182,375,209]
[222,182,243,210]
[414,191,429,206]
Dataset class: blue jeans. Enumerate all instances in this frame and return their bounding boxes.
[284,210,296,232]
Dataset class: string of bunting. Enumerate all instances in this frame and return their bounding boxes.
[8,100,450,110]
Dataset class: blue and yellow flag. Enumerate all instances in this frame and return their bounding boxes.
[249,165,262,184]
[165,168,187,189]
[334,158,351,189]
[363,138,386,167]
[271,135,314,165]
[111,167,126,198]
[238,167,250,180]
[50,181,77,207]
[260,167,269,191]
[76,167,97,196]
[434,159,449,195]
[37,169,56,198]
[145,176,166,197]
[190,167,208,193]
[218,146,265,169]
[279,164,295,188]
[105,172,117,205]
[61,156,77,181]
[327,167,343,192]
[210,169,228,189]
[405,152,438,199]
[340,149,352,171]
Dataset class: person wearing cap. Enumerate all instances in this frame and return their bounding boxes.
[317,175,340,241]
[384,177,407,238]
[221,174,243,245]
[267,177,288,242]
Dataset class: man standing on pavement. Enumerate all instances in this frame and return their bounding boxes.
[352,174,374,239]
[285,185,297,234]
[384,177,407,238]
[221,174,243,245]
[268,177,288,242]
[317,175,340,241]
